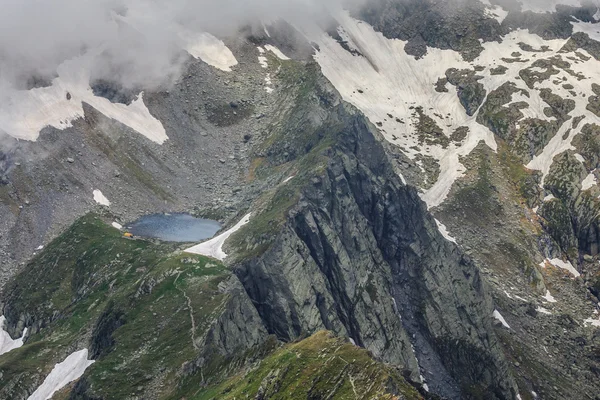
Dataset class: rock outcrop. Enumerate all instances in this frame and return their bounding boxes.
[233,103,518,399]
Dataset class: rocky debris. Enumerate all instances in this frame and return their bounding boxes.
[445,68,487,116]
[0,36,280,287]
[500,5,594,41]
[539,88,575,121]
[354,0,502,61]
[326,27,364,57]
[490,65,509,75]
[573,123,600,170]
[90,79,140,105]
[519,56,569,89]
[450,126,469,143]
[435,77,449,93]
[561,32,600,60]
[435,143,600,399]
[587,83,600,117]
[477,82,527,138]
[518,42,551,53]
[413,106,450,148]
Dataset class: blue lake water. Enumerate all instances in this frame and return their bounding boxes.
[127,213,222,242]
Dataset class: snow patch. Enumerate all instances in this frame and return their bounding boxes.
[582,172,597,191]
[542,290,557,303]
[93,190,110,207]
[536,307,552,315]
[484,5,508,24]
[547,258,581,278]
[493,309,511,329]
[264,45,290,60]
[312,15,579,208]
[514,294,528,302]
[584,316,600,327]
[181,31,238,72]
[257,47,269,68]
[28,349,94,400]
[435,219,457,243]
[257,47,277,93]
[0,54,167,143]
[185,213,251,260]
[0,316,27,356]
[282,176,295,184]
[544,193,556,202]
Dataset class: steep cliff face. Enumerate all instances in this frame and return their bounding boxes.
[233,103,517,399]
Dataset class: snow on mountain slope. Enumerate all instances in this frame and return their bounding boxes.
[0,52,168,143]
[180,30,238,72]
[313,13,496,207]
[313,11,600,207]
[93,190,111,207]
[27,349,94,400]
[185,213,251,260]
[0,315,27,356]
[573,18,600,40]
[0,14,239,143]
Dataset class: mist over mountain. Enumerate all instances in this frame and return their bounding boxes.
[0,0,348,91]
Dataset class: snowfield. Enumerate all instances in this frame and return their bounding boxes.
[181,30,238,72]
[0,52,168,143]
[312,11,600,207]
[93,190,111,207]
[542,290,557,303]
[0,316,27,356]
[0,11,240,143]
[493,309,511,329]
[540,258,581,278]
[28,349,94,400]
[435,219,457,243]
[185,213,251,260]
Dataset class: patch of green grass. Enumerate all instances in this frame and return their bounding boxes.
[194,331,423,400]
[0,213,230,399]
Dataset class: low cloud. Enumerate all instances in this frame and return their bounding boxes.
[0,0,349,91]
